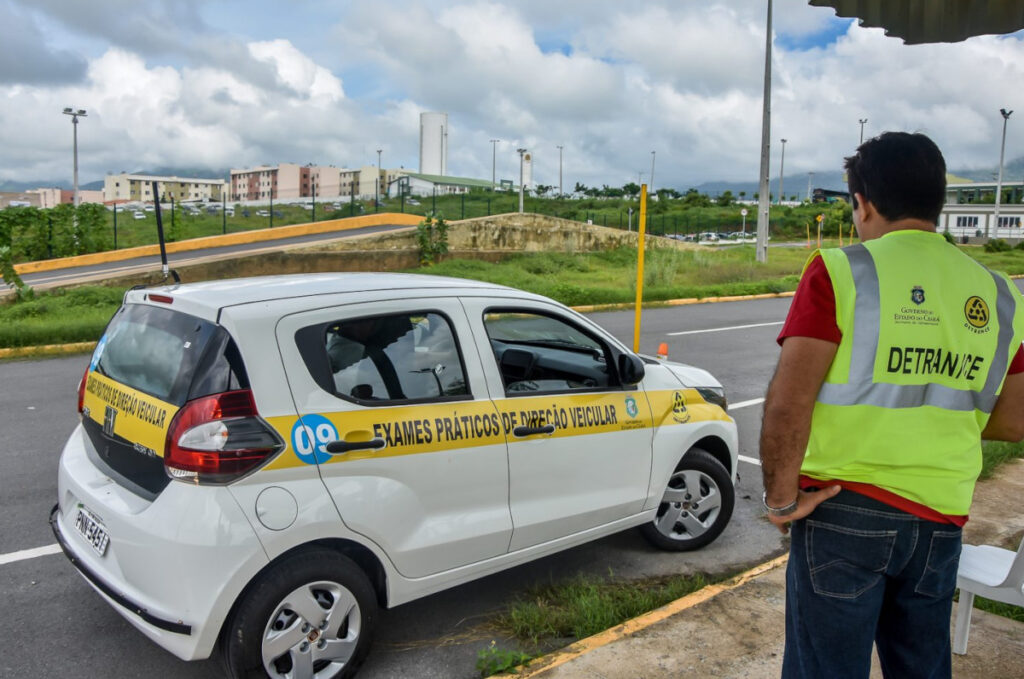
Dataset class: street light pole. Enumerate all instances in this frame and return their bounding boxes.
[377,148,382,169]
[557,144,564,197]
[62,107,87,208]
[778,138,787,205]
[807,171,814,202]
[490,139,500,190]
[517,148,527,213]
[755,0,773,263]
[649,151,656,197]
[859,118,868,145]
[993,108,1013,238]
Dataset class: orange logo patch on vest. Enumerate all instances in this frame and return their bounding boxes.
[964,296,990,329]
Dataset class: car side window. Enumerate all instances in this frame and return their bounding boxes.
[324,311,468,403]
[483,310,612,395]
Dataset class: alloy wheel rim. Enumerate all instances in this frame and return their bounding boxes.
[261,580,361,679]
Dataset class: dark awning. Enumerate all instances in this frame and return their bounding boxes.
[809,0,1024,44]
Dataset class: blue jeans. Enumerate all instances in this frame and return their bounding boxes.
[782,490,962,679]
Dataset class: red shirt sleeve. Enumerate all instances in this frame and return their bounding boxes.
[777,255,842,346]
[1009,344,1024,374]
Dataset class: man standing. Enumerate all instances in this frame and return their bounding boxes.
[760,132,1024,678]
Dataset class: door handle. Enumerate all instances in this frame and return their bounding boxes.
[324,438,386,454]
[512,424,555,437]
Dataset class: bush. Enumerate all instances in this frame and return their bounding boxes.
[985,239,1012,253]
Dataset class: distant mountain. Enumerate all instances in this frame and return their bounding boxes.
[692,155,1024,198]
[694,171,847,200]
[948,156,1024,183]
[0,166,230,194]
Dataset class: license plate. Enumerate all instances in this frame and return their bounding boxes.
[74,507,110,557]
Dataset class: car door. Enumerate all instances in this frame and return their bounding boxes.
[275,297,512,578]
[459,297,654,552]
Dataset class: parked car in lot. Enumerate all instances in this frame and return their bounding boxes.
[51,273,737,678]
[255,210,270,217]
[132,211,145,220]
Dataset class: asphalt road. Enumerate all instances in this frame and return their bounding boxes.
[18,222,414,291]
[0,298,790,678]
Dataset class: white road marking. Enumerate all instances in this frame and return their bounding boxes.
[738,455,762,466]
[668,321,783,336]
[729,397,765,410]
[0,543,61,566]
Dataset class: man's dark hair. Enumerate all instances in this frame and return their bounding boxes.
[844,132,946,224]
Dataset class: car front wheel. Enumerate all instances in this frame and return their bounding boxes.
[640,448,734,551]
[222,548,377,679]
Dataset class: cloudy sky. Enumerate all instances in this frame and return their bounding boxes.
[2,0,1022,191]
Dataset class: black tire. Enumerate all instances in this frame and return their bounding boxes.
[640,448,735,551]
[222,548,377,679]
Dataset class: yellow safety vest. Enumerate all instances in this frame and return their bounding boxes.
[803,229,1024,515]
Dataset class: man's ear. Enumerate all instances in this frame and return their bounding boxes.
[853,192,873,220]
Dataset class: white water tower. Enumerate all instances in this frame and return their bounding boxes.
[419,112,448,176]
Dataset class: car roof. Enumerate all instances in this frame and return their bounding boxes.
[125,273,532,317]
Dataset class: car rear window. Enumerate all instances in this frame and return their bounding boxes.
[92,303,216,406]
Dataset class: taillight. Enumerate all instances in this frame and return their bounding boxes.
[164,390,284,484]
[77,367,89,414]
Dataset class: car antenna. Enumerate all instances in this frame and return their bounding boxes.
[152,181,181,285]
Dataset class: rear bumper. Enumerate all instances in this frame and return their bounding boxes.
[54,423,270,661]
[49,504,191,635]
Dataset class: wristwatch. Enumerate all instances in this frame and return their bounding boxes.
[762,491,799,517]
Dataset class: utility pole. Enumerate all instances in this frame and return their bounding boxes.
[755,0,773,263]
[557,144,564,197]
[778,138,787,205]
[649,150,656,197]
[62,108,87,208]
[807,171,814,202]
[490,139,500,190]
[517,148,527,213]
[993,108,1013,238]
[859,118,868,145]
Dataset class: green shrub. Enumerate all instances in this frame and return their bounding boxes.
[985,239,1011,253]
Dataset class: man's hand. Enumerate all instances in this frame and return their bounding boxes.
[767,485,842,534]
[760,335,838,532]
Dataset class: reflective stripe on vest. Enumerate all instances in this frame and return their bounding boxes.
[816,243,1016,414]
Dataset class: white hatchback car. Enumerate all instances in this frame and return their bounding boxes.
[51,273,738,679]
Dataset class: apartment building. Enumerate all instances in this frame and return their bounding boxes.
[104,173,226,204]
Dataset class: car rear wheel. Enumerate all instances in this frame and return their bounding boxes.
[640,448,734,551]
[222,548,377,679]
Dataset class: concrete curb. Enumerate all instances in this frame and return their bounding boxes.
[0,341,96,359]
[511,555,789,678]
[12,212,423,275]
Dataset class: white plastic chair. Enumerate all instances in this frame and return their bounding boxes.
[952,537,1024,654]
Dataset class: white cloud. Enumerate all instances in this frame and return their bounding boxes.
[0,1,1022,191]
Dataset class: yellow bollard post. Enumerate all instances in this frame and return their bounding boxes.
[633,184,647,353]
[806,222,811,248]
[850,222,855,242]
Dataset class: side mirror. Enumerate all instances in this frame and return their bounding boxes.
[617,352,646,386]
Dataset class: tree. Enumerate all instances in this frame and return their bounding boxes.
[622,182,641,198]
[739,191,747,199]
[535,184,552,197]
[573,182,588,195]
[717,190,735,207]
[682,188,711,207]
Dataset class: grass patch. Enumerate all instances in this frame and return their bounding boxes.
[415,245,810,307]
[0,286,124,348]
[972,596,1024,623]
[496,571,712,646]
[475,641,535,677]
[980,440,1024,479]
